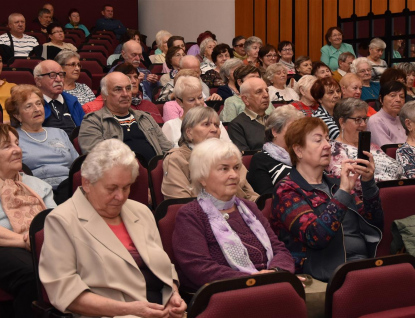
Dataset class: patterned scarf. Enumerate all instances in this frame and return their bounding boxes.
[0,173,46,234]
[263,142,292,165]
[197,190,273,273]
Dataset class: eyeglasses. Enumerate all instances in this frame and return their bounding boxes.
[347,117,368,125]
[358,68,371,74]
[265,54,278,58]
[37,72,66,79]
[64,63,82,68]
[234,43,245,48]
[52,30,64,34]
[281,48,293,52]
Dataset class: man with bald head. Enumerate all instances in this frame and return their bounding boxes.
[79,72,171,159]
[110,40,159,101]
[0,13,39,58]
[156,55,221,102]
[228,77,270,151]
[34,60,85,135]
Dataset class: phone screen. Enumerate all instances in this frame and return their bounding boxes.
[357,131,371,166]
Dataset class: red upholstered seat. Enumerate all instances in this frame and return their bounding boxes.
[359,305,415,318]
[376,179,415,257]
[256,193,273,222]
[380,143,403,160]
[7,56,44,68]
[78,51,107,68]
[148,155,165,210]
[2,67,35,85]
[187,272,307,318]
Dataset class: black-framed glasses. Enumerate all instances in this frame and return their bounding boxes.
[347,117,368,125]
[64,62,82,69]
[37,72,66,79]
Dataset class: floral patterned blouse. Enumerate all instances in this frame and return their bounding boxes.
[328,140,404,197]
[396,142,415,178]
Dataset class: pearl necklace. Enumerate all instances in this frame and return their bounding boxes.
[21,128,48,143]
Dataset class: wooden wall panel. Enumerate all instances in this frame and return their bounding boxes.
[309,0,323,61]
[339,0,353,19]
[254,0,267,41]
[280,0,293,43]
[267,0,280,47]
[294,0,308,56]
[324,0,337,34]
[390,0,406,13]
[235,0,254,37]
[355,0,371,17]
[408,0,415,11]
[372,0,387,15]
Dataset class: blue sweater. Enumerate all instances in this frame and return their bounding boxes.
[43,92,85,126]
[18,127,79,190]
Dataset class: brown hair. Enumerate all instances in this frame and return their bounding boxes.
[113,62,139,75]
[310,77,340,102]
[166,46,185,70]
[284,117,328,166]
[0,124,19,144]
[5,85,44,128]
[325,27,343,45]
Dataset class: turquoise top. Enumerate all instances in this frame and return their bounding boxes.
[64,23,90,37]
[320,42,356,71]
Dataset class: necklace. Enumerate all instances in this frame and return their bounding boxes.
[21,128,48,143]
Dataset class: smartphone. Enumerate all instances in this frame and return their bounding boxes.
[357,131,371,166]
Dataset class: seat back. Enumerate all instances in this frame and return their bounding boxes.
[2,67,35,85]
[80,44,109,57]
[380,143,402,160]
[86,39,112,52]
[376,179,415,256]
[326,254,415,318]
[149,63,164,74]
[80,58,105,74]
[128,154,150,206]
[155,198,195,264]
[241,150,258,170]
[256,193,273,222]
[7,56,44,68]
[78,51,107,68]
[187,272,306,318]
[68,155,87,197]
[148,155,165,210]
[77,70,93,90]
[64,29,85,42]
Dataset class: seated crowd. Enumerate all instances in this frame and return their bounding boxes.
[1,5,415,318]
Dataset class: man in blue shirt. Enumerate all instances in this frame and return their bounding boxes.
[95,4,126,40]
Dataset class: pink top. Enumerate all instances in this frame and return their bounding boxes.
[163,101,183,122]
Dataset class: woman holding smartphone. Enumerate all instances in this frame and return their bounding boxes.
[327,98,404,198]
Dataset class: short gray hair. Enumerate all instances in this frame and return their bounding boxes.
[296,75,317,97]
[100,75,109,96]
[394,62,415,76]
[265,105,304,142]
[220,58,243,84]
[200,38,217,58]
[338,51,355,65]
[179,106,219,146]
[400,101,415,135]
[350,57,371,74]
[81,139,139,184]
[244,36,263,52]
[55,50,80,66]
[369,38,386,50]
[155,30,172,49]
[263,63,286,86]
[189,138,242,194]
[173,76,202,100]
[333,98,368,127]
[339,73,362,88]
[33,63,43,77]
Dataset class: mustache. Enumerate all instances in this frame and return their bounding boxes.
[53,83,63,87]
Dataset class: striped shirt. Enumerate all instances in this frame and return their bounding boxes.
[313,105,340,140]
[0,33,39,57]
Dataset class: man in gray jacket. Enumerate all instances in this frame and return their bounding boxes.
[79,72,172,162]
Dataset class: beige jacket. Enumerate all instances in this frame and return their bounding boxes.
[39,188,178,318]
[162,144,259,201]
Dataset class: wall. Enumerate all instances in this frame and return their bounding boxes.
[235,0,415,61]
[138,0,235,47]
[1,0,139,32]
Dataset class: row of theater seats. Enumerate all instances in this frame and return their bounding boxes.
[1,194,415,317]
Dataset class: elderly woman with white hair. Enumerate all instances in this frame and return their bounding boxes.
[172,138,294,291]
[397,101,415,178]
[199,37,217,74]
[243,36,263,68]
[55,50,96,106]
[367,38,388,82]
[149,30,172,64]
[162,76,230,147]
[247,105,304,195]
[290,75,318,116]
[217,58,244,101]
[39,139,187,318]
[350,57,380,101]
[265,63,299,103]
[162,106,257,201]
